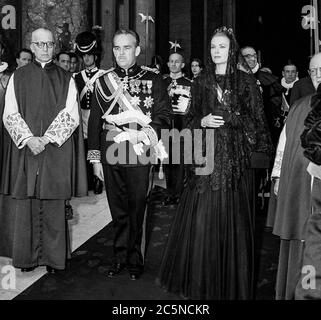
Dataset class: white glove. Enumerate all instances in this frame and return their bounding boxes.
[173,96,189,113]
[114,131,146,156]
[114,132,130,144]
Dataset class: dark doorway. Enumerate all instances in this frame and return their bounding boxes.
[236,0,316,78]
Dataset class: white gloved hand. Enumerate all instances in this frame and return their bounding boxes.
[173,96,189,113]
[114,132,130,144]
[114,131,146,156]
[133,143,144,156]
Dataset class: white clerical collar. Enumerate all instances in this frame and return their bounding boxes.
[36,59,53,68]
[281,77,299,90]
[0,62,8,73]
[170,72,183,80]
[251,63,260,74]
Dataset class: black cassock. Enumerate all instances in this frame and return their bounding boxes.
[0,61,87,269]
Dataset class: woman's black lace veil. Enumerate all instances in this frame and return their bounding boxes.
[204,26,253,95]
[187,26,272,192]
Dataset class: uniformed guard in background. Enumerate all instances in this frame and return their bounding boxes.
[74,31,105,194]
[163,51,192,205]
[87,29,171,280]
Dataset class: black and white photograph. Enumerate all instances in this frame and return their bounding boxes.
[0,0,320,310]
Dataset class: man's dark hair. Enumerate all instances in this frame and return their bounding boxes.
[16,48,33,59]
[283,63,297,71]
[56,51,71,61]
[113,29,140,47]
[68,52,78,61]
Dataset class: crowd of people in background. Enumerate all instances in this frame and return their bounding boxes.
[1,25,321,300]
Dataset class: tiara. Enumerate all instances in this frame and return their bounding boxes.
[214,26,234,35]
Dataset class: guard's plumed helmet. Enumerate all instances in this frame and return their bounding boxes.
[75,31,97,56]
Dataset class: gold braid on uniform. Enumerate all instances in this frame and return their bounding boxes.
[87,150,101,162]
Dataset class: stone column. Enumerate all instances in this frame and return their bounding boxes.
[100,0,116,69]
[21,0,89,52]
[169,0,191,63]
[223,0,236,30]
[133,0,156,66]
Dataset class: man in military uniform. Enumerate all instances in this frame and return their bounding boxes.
[163,51,192,205]
[74,32,105,194]
[87,29,171,280]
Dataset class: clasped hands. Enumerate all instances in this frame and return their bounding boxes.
[27,136,50,155]
[201,113,225,128]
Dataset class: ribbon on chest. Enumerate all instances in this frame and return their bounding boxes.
[95,71,168,161]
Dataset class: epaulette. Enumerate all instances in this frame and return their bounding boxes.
[98,67,115,79]
[183,76,193,83]
[141,66,160,74]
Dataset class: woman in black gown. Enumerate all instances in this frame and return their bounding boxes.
[156,27,272,300]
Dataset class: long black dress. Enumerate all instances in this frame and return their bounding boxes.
[156,70,271,300]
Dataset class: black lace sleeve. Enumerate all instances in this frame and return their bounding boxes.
[185,76,205,130]
[241,72,273,156]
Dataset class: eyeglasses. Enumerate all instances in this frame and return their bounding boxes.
[309,67,321,77]
[32,41,55,49]
[243,54,257,59]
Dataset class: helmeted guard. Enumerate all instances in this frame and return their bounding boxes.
[74,31,105,193]
[163,51,192,205]
[87,29,171,280]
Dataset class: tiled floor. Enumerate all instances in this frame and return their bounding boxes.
[9,183,278,300]
[0,191,111,300]
[0,174,166,300]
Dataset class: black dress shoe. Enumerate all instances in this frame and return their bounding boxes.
[107,263,126,278]
[65,203,74,220]
[93,177,103,195]
[128,265,143,281]
[21,267,36,272]
[46,266,64,274]
[129,272,141,281]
